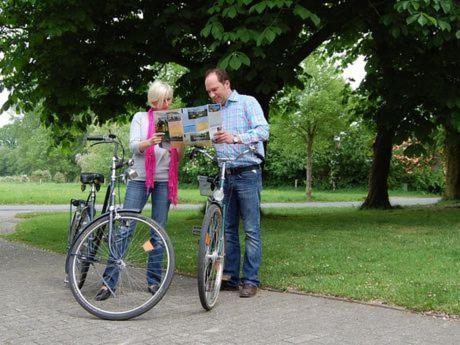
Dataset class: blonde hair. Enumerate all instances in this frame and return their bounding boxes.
[147,80,173,107]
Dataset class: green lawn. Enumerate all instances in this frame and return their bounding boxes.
[4,205,459,316]
[0,182,437,204]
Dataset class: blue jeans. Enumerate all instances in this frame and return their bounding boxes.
[102,180,171,289]
[223,168,262,287]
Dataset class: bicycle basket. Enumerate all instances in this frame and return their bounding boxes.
[198,176,214,196]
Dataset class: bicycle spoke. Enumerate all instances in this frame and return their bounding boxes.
[67,213,174,320]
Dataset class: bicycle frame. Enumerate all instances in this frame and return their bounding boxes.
[194,145,259,309]
[67,134,137,262]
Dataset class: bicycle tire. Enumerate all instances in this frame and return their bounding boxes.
[197,203,224,310]
[67,211,175,320]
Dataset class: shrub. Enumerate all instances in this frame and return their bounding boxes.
[179,146,219,184]
[30,169,52,182]
[0,175,30,183]
[53,172,67,183]
[388,142,445,193]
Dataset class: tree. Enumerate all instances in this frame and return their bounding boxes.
[0,0,371,132]
[0,109,82,180]
[273,56,349,200]
[2,0,459,203]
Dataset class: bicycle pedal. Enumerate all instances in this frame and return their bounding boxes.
[192,225,201,236]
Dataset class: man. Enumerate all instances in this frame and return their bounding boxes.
[204,68,269,298]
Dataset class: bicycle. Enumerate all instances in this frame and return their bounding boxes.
[66,134,175,320]
[190,145,258,311]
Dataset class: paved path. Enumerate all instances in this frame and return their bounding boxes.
[1,197,459,345]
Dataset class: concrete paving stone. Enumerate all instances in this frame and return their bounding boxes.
[284,333,322,343]
[1,201,459,345]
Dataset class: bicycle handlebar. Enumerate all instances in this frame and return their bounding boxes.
[190,144,258,163]
[86,134,117,142]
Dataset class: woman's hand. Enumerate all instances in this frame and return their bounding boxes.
[147,132,165,147]
[139,133,165,153]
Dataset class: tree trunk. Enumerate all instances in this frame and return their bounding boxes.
[444,124,460,200]
[305,136,313,201]
[361,124,394,209]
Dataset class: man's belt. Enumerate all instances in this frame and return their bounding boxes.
[225,164,260,176]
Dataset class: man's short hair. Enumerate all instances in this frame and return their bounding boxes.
[205,68,230,83]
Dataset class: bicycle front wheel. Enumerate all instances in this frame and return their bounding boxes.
[197,203,224,310]
[67,211,175,320]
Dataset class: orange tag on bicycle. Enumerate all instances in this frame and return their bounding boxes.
[143,240,154,252]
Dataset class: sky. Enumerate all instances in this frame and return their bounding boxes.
[342,55,366,89]
[0,57,366,128]
[0,89,11,127]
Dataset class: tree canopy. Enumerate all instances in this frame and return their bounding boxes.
[1,0,459,202]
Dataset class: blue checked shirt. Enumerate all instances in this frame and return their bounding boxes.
[214,90,270,168]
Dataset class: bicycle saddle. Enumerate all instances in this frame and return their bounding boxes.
[80,173,105,185]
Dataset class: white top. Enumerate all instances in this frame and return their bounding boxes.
[129,111,170,181]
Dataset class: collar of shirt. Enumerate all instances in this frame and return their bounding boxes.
[223,90,239,108]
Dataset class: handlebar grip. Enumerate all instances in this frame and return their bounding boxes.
[87,135,105,141]
[87,134,117,141]
[189,148,199,160]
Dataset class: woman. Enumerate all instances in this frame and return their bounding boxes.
[96,80,179,301]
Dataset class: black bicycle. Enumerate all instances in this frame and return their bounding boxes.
[66,134,175,320]
[190,145,257,310]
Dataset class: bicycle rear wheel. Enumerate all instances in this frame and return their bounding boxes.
[67,211,175,320]
[68,204,90,249]
[66,205,92,281]
[197,203,224,310]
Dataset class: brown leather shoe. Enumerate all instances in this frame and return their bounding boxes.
[220,281,240,291]
[240,284,257,298]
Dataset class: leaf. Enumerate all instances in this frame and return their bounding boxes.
[440,0,452,14]
[200,24,212,37]
[381,15,392,26]
[406,14,419,25]
[391,27,401,37]
[223,6,238,18]
[211,21,224,39]
[229,55,242,70]
[239,52,251,66]
[236,28,252,42]
[227,6,238,18]
[293,5,320,26]
[249,2,267,14]
[417,13,428,26]
[456,30,460,39]
[437,20,451,32]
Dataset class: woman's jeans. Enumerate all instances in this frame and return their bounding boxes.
[223,168,262,287]
[102,180,170,290]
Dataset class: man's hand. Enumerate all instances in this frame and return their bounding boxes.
[213,130,235,144]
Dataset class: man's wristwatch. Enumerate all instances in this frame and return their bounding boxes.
[232,135,240,144]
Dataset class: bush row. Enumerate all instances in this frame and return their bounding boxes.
[0,170,67,183]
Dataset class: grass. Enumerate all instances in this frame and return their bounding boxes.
[3,205,459,316]
[0,182,438,204]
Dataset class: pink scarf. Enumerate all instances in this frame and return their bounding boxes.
[145,108,179,205]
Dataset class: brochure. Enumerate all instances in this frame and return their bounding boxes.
[155,104,222,149]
